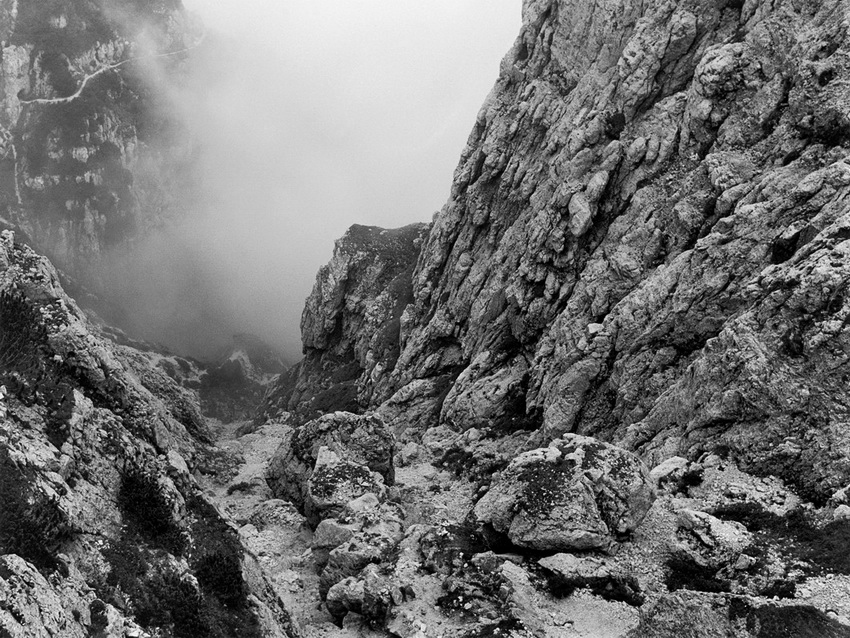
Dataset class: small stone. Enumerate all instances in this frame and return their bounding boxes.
[833,504,850,521]
[733,554,755,571]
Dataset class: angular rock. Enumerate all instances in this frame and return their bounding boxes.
[673,509,753,570]
[326,576,365,621]
[259,223,430,423]
[319,530,398,597]
[306,448,386,525]
[474,435,655,551]
[265,410,394,521]
[538,553,644,604]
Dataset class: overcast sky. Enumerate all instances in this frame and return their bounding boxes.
[146,0,521,359]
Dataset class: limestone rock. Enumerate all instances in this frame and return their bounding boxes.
[319,530,398,598]
[259,223,429,423]
[0,234,299,636]
[673,509,753,570]
[265,411,395,517]
[474,435,655,551]
[306,448,386,525]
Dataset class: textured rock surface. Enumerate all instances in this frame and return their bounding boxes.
[0,231,298,637]
[249,0,850,633]
[262,0,850,509]
[474,434,655,550]
[8,0,850,635]
[265,411,395,519]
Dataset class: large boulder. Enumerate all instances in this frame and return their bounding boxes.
[265,411,395,514]
[306,448,387,525]
[474,434,655,551]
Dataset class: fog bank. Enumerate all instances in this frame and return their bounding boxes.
[118,1,520,361]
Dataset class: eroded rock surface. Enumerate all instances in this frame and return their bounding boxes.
[266,411,395,526]
[0,231,298,637]
[474,434,655,550]
[260,224,429,424]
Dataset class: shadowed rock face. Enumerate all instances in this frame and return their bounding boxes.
[269,0,850,504]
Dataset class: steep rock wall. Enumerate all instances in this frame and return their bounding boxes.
[261,223,429,424]
[276,0,850,503]
[383,0,850,501]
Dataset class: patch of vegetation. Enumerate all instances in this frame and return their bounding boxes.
[306,380,361,418]
[461,617,526,638]
[712,502,850,576]
[99,544,212,638]
[187,496,250,611]
[664,556,731,594]
[657,464,705,496]
[0,455,76,572]
[435,446,509,484]
[727,598,850,638]
[118,468,187,555]
[0,288,49,397]
[759,579,797,599]
[100,492,265,638]
[420,522,500,575]
[541,567,645,606]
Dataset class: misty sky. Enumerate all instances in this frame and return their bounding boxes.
[163,0,520,360]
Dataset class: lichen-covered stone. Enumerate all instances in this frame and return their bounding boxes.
[673,509,753,570]
[266,411,394,515]
[474,434,655,551]
[306,448,386,525]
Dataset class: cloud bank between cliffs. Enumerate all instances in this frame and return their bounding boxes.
[104,0,520,362]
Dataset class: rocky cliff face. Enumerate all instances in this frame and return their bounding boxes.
[0,230,298,637]
[271,0,850,501]
[257,0,850,635]
[0,0,197,291]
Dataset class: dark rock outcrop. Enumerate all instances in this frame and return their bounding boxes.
[0,0,199,288]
